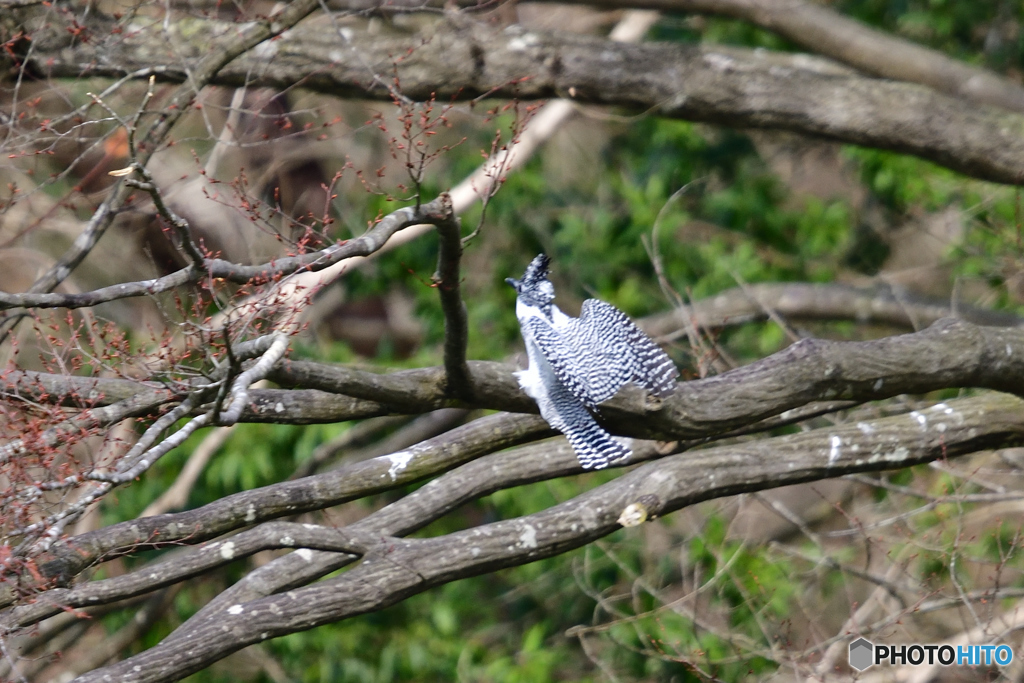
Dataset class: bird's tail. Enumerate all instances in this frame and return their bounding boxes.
[564,417,631,470]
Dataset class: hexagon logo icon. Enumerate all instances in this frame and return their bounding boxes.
[849,638,874,671]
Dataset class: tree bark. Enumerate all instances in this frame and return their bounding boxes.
[6,9,1024,184]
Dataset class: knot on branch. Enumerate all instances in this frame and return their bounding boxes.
[617,494,662,527]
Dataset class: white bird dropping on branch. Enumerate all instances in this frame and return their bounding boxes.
[506,254,679,469]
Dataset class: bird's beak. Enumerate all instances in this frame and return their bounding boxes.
[505,277,520,291]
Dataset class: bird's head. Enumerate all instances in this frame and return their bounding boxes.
[506,254,555,307]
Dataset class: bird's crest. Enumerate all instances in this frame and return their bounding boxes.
[507,254,555,308]
[520,253,551,289]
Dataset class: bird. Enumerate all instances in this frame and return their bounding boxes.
[506,254,679,469]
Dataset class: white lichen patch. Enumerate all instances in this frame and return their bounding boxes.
[507,33,539,51]
[245,504,256,523]
[385,450,415,481]
[828,435,842,464]
[280,536,294,546]
[854,445,910,467]
[857,422,875,434]
[704,53,736,71]
[888,446,910,462]
[873,378,884,391]
[220,541,236,560]
[518,525,538,549]
[253,40,278,59]
[227,604,244,615]
[296,548,314,561]
[910,411,928,430]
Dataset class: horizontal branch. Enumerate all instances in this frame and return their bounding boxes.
[27,397,858,629]
[270,318,1024,438]
[336,0,1024,113]
[13,317,1024,591]
[0,196,456,311]
[10,10,1024,184]
[5,522,386,629]
[72,392,1024,682]
[31,412,550,588]
[12,316,1024,437]
[641,282,1024,336]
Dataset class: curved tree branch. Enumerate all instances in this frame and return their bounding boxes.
[28,412,550,589]
[337,0,1024,114]
[69,392,1024,683]
[0,196,458,311]
[640,281,1024,337]
[5,0,323,300]
[7,10,1024,185]
[268,318,1024,438]
[15,316,1024,591]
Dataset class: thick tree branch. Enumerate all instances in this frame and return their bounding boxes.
[339,0,1024,114]
[14,317,1024,612]
[268,318,1024,438]
[7,12,1024,184]
[20,395,855,628]
[11,317,1024,438]
[4,522,388,629]
[30,412,550,587]
[70,392,1024,683]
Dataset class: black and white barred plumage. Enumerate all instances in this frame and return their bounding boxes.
[506,254,679,469]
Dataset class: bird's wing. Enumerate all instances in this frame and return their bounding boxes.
[573,299,679,403]
[520,315,600,410]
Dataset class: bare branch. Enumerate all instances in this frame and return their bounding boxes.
[266,318,1024,438]
[123,166,206,271]
[69,392,1024,683]
[33,413,550,586]
[9,0,323,300]
[5,522,387,629]
[218,334,289,425]
[11,317,1024,439]
[336,0,1024,113]
[0,196,458,311]
[431,197,471,398]
[641,281,1024,339]
[11,11,1024,184]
